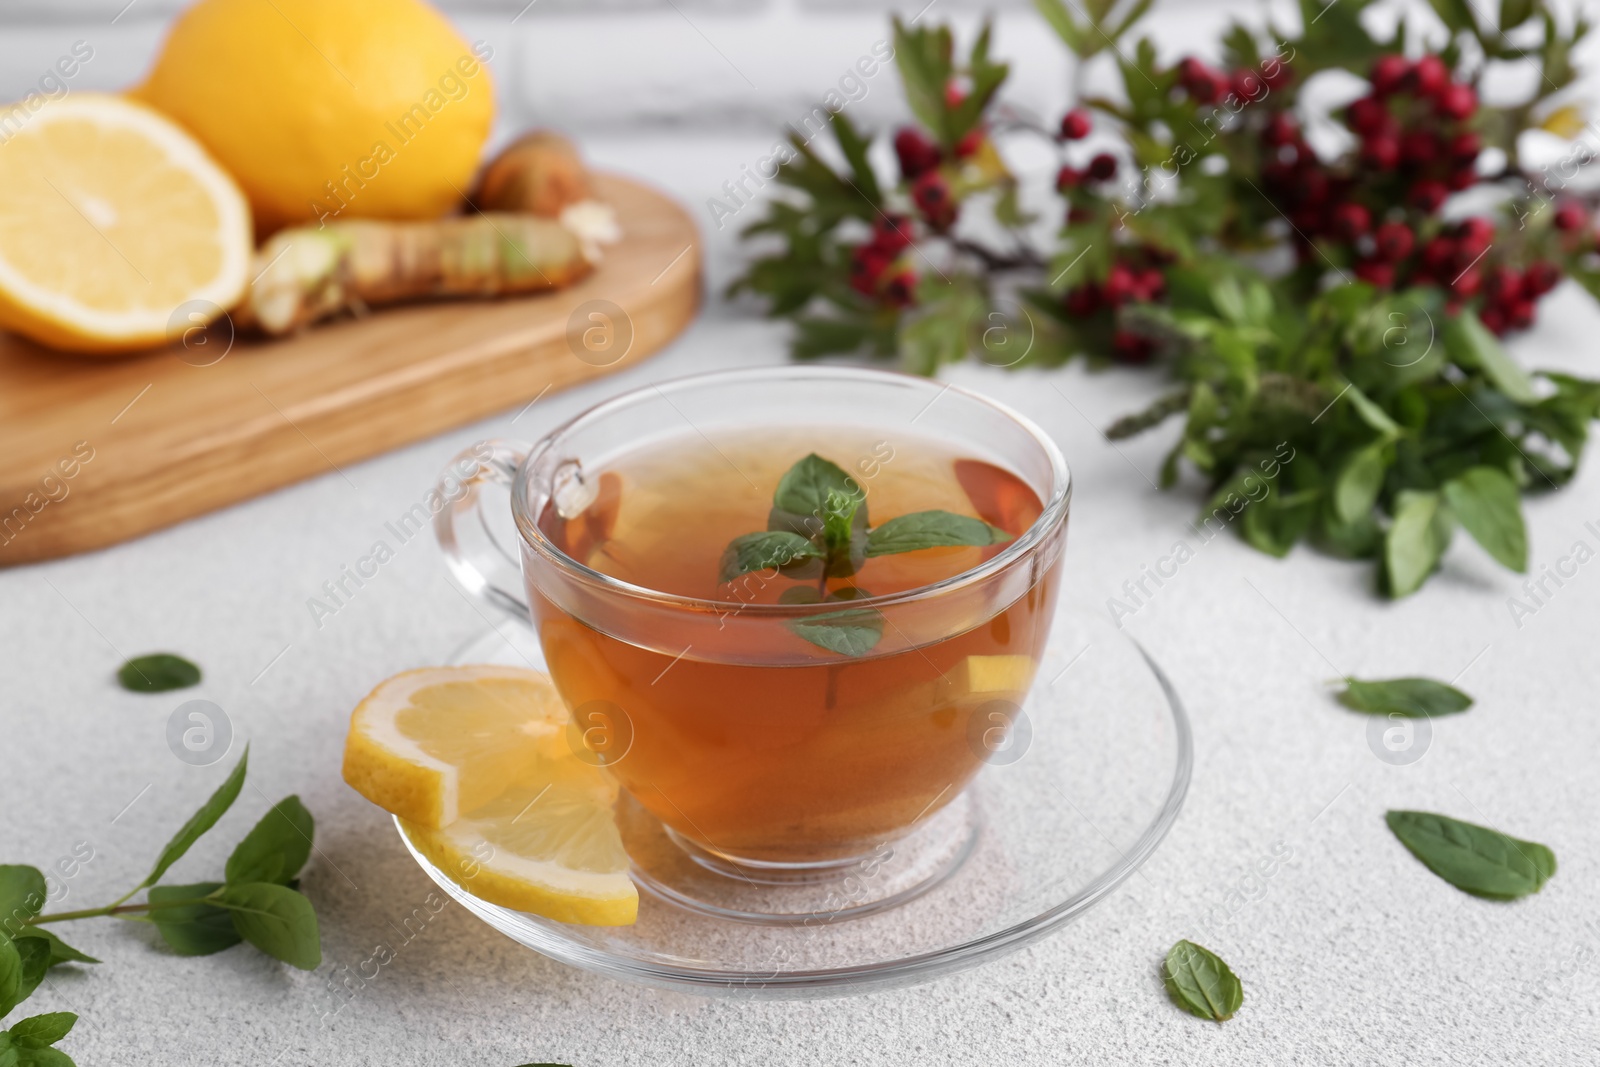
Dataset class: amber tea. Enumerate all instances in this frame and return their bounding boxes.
[528,427,1062,865]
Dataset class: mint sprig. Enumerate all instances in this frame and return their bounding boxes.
[0,749,322,1064]
[721,452,1013,656]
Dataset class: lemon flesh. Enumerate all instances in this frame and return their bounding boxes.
[342,666,566,829]
[0,94,249,354]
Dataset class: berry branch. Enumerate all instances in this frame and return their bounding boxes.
[730,0,1600,597]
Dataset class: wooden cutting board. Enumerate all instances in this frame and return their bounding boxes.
[0,173,700,567]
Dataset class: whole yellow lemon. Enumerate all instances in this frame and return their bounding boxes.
[135,0,494,233]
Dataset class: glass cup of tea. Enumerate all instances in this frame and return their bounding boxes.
[436,366,1070,879]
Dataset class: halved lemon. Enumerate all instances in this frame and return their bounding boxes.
[0,93,251,354]
[401,764,637,926]
[342,665,567,828]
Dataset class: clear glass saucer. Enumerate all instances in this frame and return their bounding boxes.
[400,602,1192,998]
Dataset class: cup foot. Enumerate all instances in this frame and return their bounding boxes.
[618,790,980,926]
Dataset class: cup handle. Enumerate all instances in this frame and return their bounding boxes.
[434,439,531,620]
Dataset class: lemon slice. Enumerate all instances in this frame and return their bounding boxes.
[401,763,638,926]
[342,665,566,828]
[0,93,251,354]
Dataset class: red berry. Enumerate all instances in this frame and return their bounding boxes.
[1361,134,1401,170]
[1332,202,1372,240]
[893,127,941,180]
[1452,268,1483,298]
[1262,113,1298,147]
[1448,131,1481,160]
[1231,69,1264,102]
[1411,55,1449,98]
[944,81,967,108]
[1112,330,1154,364]
[1370,55,1410,95]
[1400,131,1439,167]
[1485,266,1525,305]
[1103,263,1138,306]
[1259,57,1293,90]
[1055,165,1084,191]
[882,270,917,309]
[1179,59,1225,104]
[1290,207,1323,235]
[1059,107,1092,140]
[1063,283,1102,317]
[1447,166,1478,191]
[872,214,914,254]
[1088,153,1119,181]
[1435,83,1477,120]
[1456,216,1495,253]
[911,171,956,228]
[1067,204,1095,225]
[1296,169,1330,207]
[1421,236,1455,272]
[1354,259,1395,288]
[850,246,891,295]
[1347,96,1389,135]
[954,128,985,159]
[1525,260,1561,295]
[1554,202,1587,232]
[1408,179,1449,212]
[1374,221,1415,261]
[1134,268,1167,302]
[1507,299,1535,331]
[1479,305,1508,336]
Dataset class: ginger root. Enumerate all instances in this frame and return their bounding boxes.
[237,214,592,336]
[235,129,623,336]
[474,130,592,217]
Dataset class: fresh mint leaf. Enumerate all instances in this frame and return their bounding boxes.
[1443,311,1539,404]
[1338,677,1473,717]
[866,510,1011,556]
[1162,939,1242,1023]
[719,532,821,583]
[1385,810,1556,900]
[15,1046,74,1067]
[10,932,96,969]
[1334,444,1388,525]
[8,939,49,1015]
[1385,490,1453,597]
[0,869,46,940]
[218,883,321,971]
[0,938,22,1018]
[141,747,248,890]
[225,797,314,887]
[8,1014,74,1049]
[788,607,885,657]
[148,883,241,958]
[819,488,868,577]
[1441,467,1527,572]
[116,654,201,694]
[772,454,860,522]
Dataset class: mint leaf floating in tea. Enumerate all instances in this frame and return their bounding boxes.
[117,653,202,693]
[1337,677,1473,718]
[720,531,822,582]
[1162,939,1242,1023]
[1385,811,1556,900]
[720,453,1015,656]
[867,510,1010,556]
[788,607,886,658]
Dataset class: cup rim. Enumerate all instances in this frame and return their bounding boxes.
[511,366,1072,615]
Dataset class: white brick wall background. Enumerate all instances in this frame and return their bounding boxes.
[0,0,1595,289]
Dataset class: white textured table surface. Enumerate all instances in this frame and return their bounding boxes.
[3,136,1599,1066]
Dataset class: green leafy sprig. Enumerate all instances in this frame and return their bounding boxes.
[1,749,322,1064]
[720,453,1010,656]
[730,0,1600,597]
